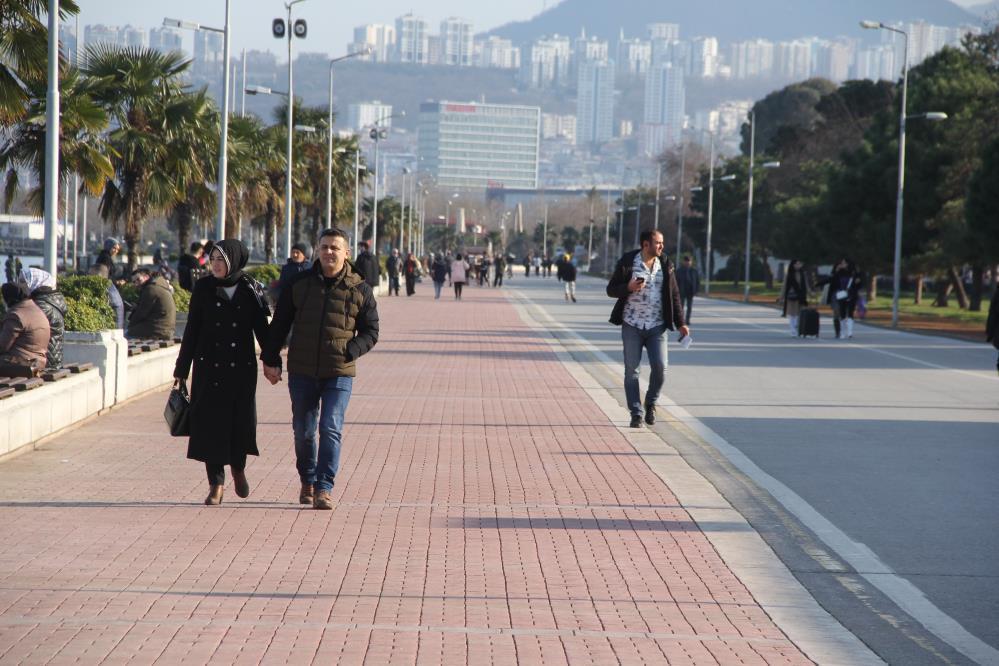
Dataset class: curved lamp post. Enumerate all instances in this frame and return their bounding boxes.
[861,20,948,327]
[326,48,369,229]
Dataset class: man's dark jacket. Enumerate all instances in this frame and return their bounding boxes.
[676,265,700,298]
[127,275,176,340]
[31,287,66,369]
[262,261,379,378]
[353,251,380,289]
[177,253,199,291]
[606,250,685,329]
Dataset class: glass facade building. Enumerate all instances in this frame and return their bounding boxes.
[418,101,540,190]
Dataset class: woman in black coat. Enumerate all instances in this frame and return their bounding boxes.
[779,259,810,337]
[174,240,270,505]
[817,258,863,339]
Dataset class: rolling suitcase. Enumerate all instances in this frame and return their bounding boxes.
[798,308,820,337]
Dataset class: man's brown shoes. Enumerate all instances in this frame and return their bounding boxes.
[313,490,333,510]
[299,482,315,505]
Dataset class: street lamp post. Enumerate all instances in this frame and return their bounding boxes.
[278,0,308,259]
[742,110,782,302]
[326,49,368,230]
[653,161,662,231]
[43,0,59,276]
[165,4,231,242]
[368,111,404,257]
[676,139,686,267]
[245,85,290,258]
[861,20,947,327]
[353,155,365,256]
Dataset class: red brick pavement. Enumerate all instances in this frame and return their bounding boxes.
[0,285,812,665]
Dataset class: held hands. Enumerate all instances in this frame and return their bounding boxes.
[628,277,645,292]
[678,325,690,340]
[262,364,282,385]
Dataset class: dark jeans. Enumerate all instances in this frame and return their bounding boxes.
[454,282,464,299]
[621,322,667,418]
[405,275,416,296]
[681,294,694,323]
[288,373,353,493]
[388,275,400,295]
[493,272,503,287]
[206,459,245,486]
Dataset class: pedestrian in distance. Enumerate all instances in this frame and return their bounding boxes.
[986,285,999,377]
[18,268,66,370]
[89,264,125,329]
[404,252,418,296]
[557,253,578,302]
[153,249,176,284]
[0,282,49,377]
[177,242,204,292]
[523,254,531,277]
[533,254,542,277]
[451,253,469,300]
[385,248,402,296]
[675,255,700,324]
[430,253,449,300]
[279,242,313,294]
[606,230,688,429]
[125,268,176,340]
[493,254,505,287]
[817,258,863,339]
[173,240,271,506]
[353,241,381,291]
[543,254,553,278]
[780,259,811,337]
[262,228,379,510]
[96,237,123,281]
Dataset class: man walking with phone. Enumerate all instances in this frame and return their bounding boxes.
[606,230,689,428]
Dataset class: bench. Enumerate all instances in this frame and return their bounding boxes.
[41,369,72,382]
[12,378,44,392]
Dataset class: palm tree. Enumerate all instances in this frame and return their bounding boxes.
[0,0,79,124]
[160,88,218,253]
[0,65,113,214]
[226,114,281,258]
[84,44,191,269]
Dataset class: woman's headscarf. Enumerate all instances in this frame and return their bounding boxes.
[18,267,56,295]
[209,239,249,287]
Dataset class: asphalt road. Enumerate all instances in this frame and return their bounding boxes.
[506,271,999,665]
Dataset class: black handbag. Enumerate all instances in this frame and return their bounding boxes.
[164,380,191,436]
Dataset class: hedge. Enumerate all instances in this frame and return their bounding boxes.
[60,275,117,332]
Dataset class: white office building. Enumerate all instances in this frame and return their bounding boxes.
[418,101,540,189]
[439,17,474,67]
[395,14,429,64]
[576,59,615,145]
[349,24,395,63]
[541,113,577,142]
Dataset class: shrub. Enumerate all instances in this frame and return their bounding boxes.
[172,285,190,313]
[246,264,281,284]
[61,276,118,331]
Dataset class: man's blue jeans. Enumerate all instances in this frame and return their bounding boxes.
[622,322,668,417]
[288,374,353,493]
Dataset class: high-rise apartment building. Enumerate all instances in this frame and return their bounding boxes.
[689,37,719,78]
[642,61,685,154]
[647,23,680,42]
[475,36,520,69]
[348,102,393,131]
[522,35,571,88]
[149,27,183,55]
[776,40,812,80]
[729,39,775,79]
[83,24,122,49]
[616,37,651,76]
[439,17,473,67]
[395,14,429,64]
[541,113,577,142]
[815,41,853,82]
[576,59,615,145]
[193,30,223,75]
[418,101,540,189]
[349,24,395,62]
[855,45,896,81]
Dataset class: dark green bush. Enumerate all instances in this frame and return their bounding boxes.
[60,276,118,331]
[246,264,281,284]
[172,285,190,313]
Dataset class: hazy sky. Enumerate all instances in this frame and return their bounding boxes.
[76,0,551,60]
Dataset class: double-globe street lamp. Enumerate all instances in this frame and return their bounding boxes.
[164,2,231,242]
[743,109,781,302]
[368,111,405,257]
[860,20,947,328]
[274,0,308,259]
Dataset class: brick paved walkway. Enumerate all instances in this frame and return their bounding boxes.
[0,284,813,664]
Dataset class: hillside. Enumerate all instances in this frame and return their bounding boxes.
[489,0,979,44]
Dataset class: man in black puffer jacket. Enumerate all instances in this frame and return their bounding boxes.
[19,268,66,369]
